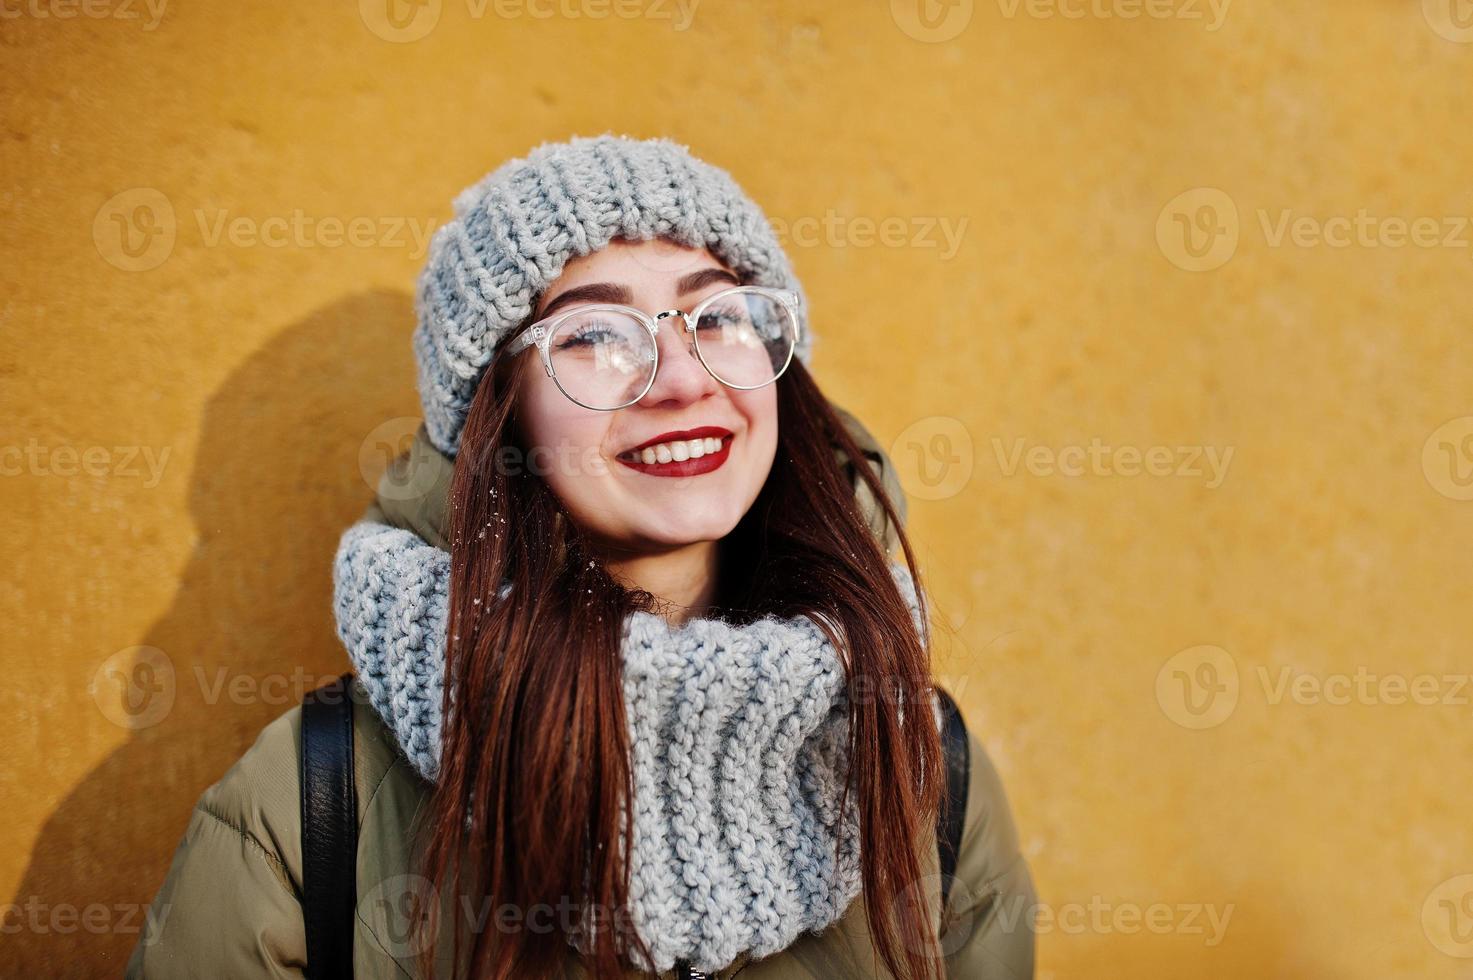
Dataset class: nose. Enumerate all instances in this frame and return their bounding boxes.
[639,313,719,408]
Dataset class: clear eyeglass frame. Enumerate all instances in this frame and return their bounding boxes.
[502,284,805,412]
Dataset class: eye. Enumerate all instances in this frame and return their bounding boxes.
[696,306,748,332]
[554,320,626,350]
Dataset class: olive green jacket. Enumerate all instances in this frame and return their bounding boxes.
[126,406,1036,979]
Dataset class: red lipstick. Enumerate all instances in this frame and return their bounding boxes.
[617,426,734,478]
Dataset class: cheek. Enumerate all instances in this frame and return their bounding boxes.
[733,386,778,435]
[518,379,611,487]
[730,387,780,470]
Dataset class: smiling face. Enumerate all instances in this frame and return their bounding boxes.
[511,237,780,554]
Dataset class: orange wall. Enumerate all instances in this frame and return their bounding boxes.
[4,1,1473,976]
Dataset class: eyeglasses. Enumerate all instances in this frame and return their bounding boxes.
[503,285,803,411]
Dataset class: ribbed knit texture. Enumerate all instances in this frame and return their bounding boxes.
[413,133,815,458]
[331,518,930,974]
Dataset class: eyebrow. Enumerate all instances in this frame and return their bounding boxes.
[535,266,741,320]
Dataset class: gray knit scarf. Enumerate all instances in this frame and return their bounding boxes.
[331,518,929,974]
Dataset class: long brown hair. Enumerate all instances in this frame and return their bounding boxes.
[414,290,944,979]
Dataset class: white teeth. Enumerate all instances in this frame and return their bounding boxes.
[629,435,728,464]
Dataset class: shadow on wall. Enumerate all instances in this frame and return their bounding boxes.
[7,290,420,978]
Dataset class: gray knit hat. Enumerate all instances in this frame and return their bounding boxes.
[412,133,814,457]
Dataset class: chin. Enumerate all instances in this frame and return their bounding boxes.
[631,509,742,548]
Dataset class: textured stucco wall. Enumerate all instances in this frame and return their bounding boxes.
[4,1,1473,976]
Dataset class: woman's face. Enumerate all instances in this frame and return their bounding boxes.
[513,238,779,553]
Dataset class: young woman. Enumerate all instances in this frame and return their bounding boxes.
[127,135,1035,979]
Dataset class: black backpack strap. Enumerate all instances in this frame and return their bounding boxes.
[934,686,971,913]
[300,672,358,980]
